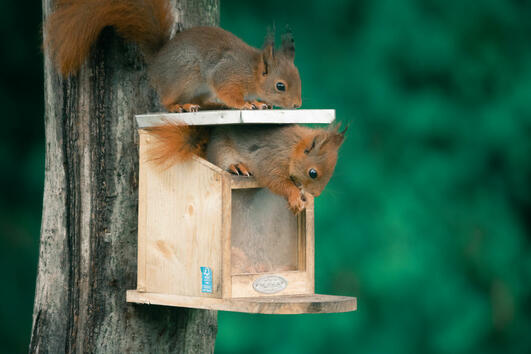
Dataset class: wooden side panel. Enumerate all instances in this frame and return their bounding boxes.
[137,132,149,291]
[221,175,232,298]
[297,212,306,272]
[139,138,223,298]
[305,195,315,293]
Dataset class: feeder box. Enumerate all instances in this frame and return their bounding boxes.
[126,109,357,314]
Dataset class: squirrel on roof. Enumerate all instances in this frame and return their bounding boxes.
[44,0,302,112]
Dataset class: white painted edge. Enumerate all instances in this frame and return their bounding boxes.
[135,109,335,128]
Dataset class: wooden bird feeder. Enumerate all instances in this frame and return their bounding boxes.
[126,109,357,314]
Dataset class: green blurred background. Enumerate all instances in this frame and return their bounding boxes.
[1,0,531,353]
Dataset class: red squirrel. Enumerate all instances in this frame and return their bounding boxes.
[44,0,302,112]
[146,123,346,214]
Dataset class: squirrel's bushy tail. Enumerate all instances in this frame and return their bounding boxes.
[145,122,209,169]
[45,0,173,76]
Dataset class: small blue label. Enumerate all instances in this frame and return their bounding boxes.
[200,267,213,293]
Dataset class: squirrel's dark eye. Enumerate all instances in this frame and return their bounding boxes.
[308,168,318,179]
[276,82,286,91]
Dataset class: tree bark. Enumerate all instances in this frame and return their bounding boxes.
[31,1,219,352]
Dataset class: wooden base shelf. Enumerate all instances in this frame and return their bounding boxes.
[127,291,356,314]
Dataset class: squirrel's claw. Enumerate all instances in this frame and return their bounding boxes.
[251,101,269,110]
[182,103,200,112]
[228,165,240,175]
[237,163,252,176]
[241,102,256,110]
[228,163,252,176]
[167,104,184,113]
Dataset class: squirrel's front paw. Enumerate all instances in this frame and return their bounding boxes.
[167,104,184,113]
[167,103,200,113]
[182,103,200,112]
[288,190,307,214]
[241,102,257,110]
[251,101,270,110]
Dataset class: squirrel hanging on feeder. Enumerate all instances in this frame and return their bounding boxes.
[146,123,346,214]
[44,0,302,112]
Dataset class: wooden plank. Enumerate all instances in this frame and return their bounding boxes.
[231,271,310,298]
[137,132,149,291]
[305,195,316,293]
[191,157,260,188]
[221,175,232,299]
[230,294,356,314]
[136,109,335,128]
[230,176,261,189]
[137,111,241,127]
[126,291,357,314]
[297,211,306,272]
[191,154,226,174]
[240,109,335,124]
[142,157,223,298]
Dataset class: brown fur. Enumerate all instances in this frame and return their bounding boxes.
[145,123,346,214]
[144,122,209,169]
[44,0,172,75]
[149,26,301,111]
[44,1,302,110]
[211,124,346,213]
[287,124,346,197]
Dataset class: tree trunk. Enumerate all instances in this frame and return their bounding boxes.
[30,1,219,352]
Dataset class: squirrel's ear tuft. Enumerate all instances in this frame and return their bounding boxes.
[262,26,276,75]
[281,26,295,61]
[325,124,347,149]
[262,43,274,75]
[314,124,347,152]
[264,24,276,48]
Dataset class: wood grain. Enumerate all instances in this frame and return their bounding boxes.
[221,175,232,299]
[297,210,307,271]
[231,271,312,298]
[30,1,219,353]
[142,156,223,297]
[127,291,356,314]
[230,176,261,189]
[305,195,316,293]
[137,132,149,291]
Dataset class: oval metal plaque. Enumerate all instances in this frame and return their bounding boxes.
[252,275,288,294]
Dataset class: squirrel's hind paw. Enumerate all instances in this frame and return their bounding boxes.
[228,163,252,176]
